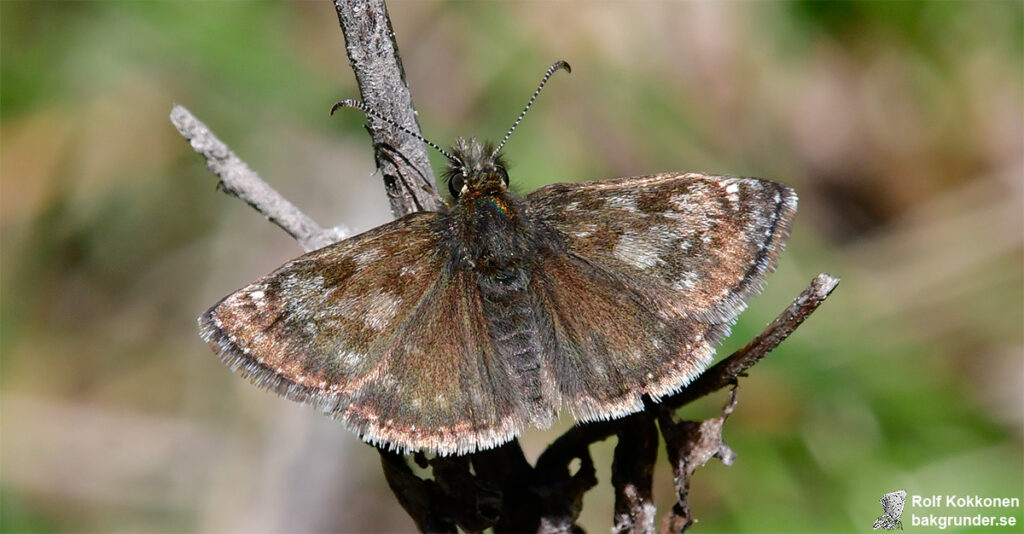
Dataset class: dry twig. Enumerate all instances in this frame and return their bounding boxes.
[333,0,443,217]
[658,388,739,534]
[169,106,347,252]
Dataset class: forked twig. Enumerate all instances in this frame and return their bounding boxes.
[658,387,739,533]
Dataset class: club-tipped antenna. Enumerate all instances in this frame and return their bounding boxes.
[331,99,456,162]
[493,60,571,157]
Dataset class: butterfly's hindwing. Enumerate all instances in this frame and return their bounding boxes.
[347,267,526,454]
[530,245,728,420]
[526,173,797,324]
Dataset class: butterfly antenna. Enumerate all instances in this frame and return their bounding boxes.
[331,99,456,161]
[493,60,571,157]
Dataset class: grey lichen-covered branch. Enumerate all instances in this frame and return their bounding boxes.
[169,105,348,253]
[174,0,840,532]
[333,0,443,218]
[170,0,440,249]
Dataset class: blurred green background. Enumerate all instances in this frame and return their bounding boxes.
[2,2,1021,533]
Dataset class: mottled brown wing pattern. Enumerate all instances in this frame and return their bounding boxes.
[530,246,729,421]
[526,173,797,323]
[201,171,796,454]
[524,173,796,417]
[200,212,525,455]
[345,267,528,454]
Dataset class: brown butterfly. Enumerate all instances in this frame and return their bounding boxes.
[199,61,797,455]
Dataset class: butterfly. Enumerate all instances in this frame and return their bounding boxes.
[199,61,797,456]
[873,490,906,531]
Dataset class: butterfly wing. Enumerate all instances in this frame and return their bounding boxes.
[873,516,897,530]
[200,211,522,455]
[529,245,729,420]
[882,490,906,518]
[524,173,796,419]
[527,173,797,323]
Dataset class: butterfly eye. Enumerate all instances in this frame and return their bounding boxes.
[448,173,465,198]
[497,166,509,187]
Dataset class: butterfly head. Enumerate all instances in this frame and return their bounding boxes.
[331,60,569,202]
[444,137,510,199]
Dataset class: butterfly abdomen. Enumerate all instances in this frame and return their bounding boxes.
[476,264,556,427]
[459,193,558,426]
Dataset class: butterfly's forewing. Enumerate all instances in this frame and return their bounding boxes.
[525,173,796,418]
[881,490,906,519]
[200,212,522,455]
[527,173,797,323]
